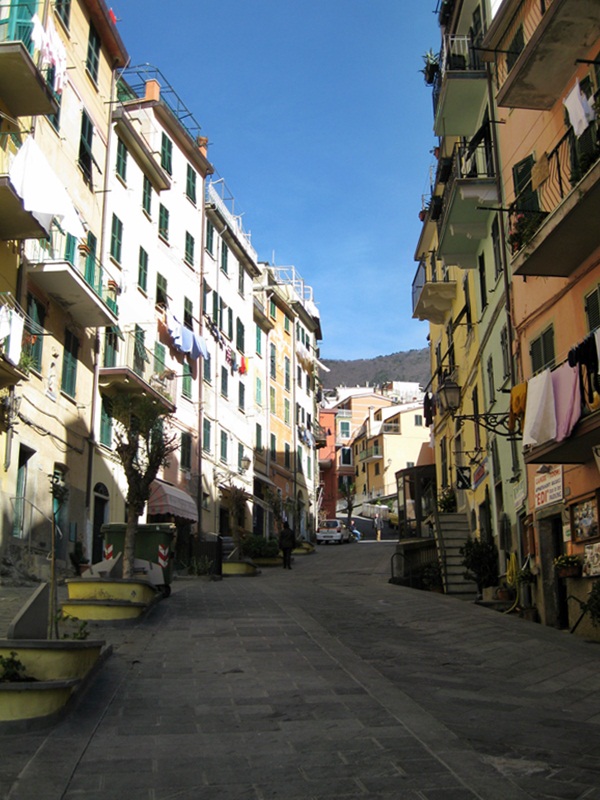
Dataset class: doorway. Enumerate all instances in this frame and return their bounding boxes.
[92,483,109,563]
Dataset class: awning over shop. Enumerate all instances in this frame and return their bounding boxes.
[148,480,198,521]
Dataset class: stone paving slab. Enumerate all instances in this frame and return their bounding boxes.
[2,545,600,798]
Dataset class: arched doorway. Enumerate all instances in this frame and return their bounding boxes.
[92,483,109,563]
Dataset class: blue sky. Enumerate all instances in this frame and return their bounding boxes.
[115,1,440,360]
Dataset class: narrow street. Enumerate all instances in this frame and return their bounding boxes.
[3,542,600,799]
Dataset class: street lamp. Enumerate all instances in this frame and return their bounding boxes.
[240,454,251,473]
[437,378,518,438]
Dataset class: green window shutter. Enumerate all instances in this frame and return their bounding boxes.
[142,176,152,216]
[110,214,123,263]
[513,155,539,212]
[154,342,166,374]
[212,292,219,324]
[182,362,192,399]
[255,324,262,355]
[65,233,76,265]
[236,318,245,353]
[61,329,79,397]
[100,397,113,446]
[220,430,228,462]
[227,308,233,340]
[181,432,192,470]
[78,110,94,184]
[116,138,127,181]
[238,382,245,411]
[256,423,263,451]
[203,354,211,382]
[104,328,118,368]
[138,247,148,292]
[202,418,211,452]
[184,232,195,265]
[86,24,100,82]
[160,134,173,174]
[206,220,214,253]
[159,204,169,241]
[186,165,196,203]
[184,297,193,329]
[156,273,167,307]
[26,293,45,372]
[586,287,600,332]
[221,243,228,274]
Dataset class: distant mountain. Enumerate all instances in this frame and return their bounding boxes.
[320,349,430,390]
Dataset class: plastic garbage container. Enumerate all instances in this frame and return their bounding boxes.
[101,523,176,595]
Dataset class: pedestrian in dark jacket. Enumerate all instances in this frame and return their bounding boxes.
[279,521,296,569]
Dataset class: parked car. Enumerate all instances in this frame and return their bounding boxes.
[316,520,350,545]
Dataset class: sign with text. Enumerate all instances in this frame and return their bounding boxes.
[534,466,563,509]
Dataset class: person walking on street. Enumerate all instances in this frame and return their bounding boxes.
[374,513,383,542]
[279,521,296,569]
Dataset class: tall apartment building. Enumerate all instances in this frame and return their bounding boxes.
[0,0,127,578]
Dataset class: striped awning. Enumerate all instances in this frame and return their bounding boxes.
[148,480,198,521]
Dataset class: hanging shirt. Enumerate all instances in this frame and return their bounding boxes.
[551,362,581,442]
[523,369,556,447]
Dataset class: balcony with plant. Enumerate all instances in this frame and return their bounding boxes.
[432,33,487,137]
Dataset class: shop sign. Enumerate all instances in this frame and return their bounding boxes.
[534,466,563,509]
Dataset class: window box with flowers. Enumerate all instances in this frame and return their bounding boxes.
[553,554,582,578]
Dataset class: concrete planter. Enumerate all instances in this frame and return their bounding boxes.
[0,639,107,723]
[0,678,80,722]
[62,578,159,620]
[251,557,284,567]
[222,561,258,576]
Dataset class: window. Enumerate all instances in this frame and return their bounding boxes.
[61,329,79,397]
[220,366,228,398]
[238,265,245,296]
[255,324,262,356]
[156,273,168,307]
[284,315,291,333]
[221,242,228,274]
[284,443,291,468]
[269,299,276,319]
[99,397,112,447]
[55,0,71,28]
[86,24,100,84]
[255,423,263,451]
[238,382,245,412]
[270,343,277,379]
[138,248,148,293]
[220,430,228,463]
[25,293,45,373]
[158,204,169,242]
[103,327,119,368]
[500,325,511,378]
[530,326,555,374]
[202,418,211,453]
[181,432,192,471]
[270,386,276,415]
[478,252,487,310]
[182,362,192,399]
[142,175,152,216]
[297,446,303,474]
[116,138,127,181]
[78,110,94,185]
[340,420,350,439]
[154,342,166,374]
[513,155,539,213]
[256,376,263,406]
[270,434,277,460]
[186,164,196,203]
[506,25,524,73]
[284,398,290,425]
[487,355,495,406]
[206,220,214,254]
[110,214,123,263]
[133,325,147,375]
[340,447,352,466]
[585,285,600,332]
[203,353,211,383]
[184,232,195,266]
[160,133,173,175]
[238,442,245,472]
[284,356,290,390]
[183,297,193,329]
[491,217,502,281]
[236,318,245,353]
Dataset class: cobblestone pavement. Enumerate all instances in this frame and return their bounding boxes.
[2,543,600,799]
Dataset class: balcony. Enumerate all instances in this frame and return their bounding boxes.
[484,0,600,110]
[312,421,328,448]
[25,228,119,328]
[412,256,457,325]
[99,330,176,413]
[0,2,59,117]
[437,142,499,269]
[0,141,48,240]
[511,125,600,278]
[359,446,383,463]
[433,34,487,136]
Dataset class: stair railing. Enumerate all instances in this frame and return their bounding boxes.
[423,482,449,592]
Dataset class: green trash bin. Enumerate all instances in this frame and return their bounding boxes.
[101,523,176,595]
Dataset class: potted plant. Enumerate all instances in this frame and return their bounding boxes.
[421,49,439,85]
[553,554,581,578]
[460,536,499,595]
[438,488,457,513]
